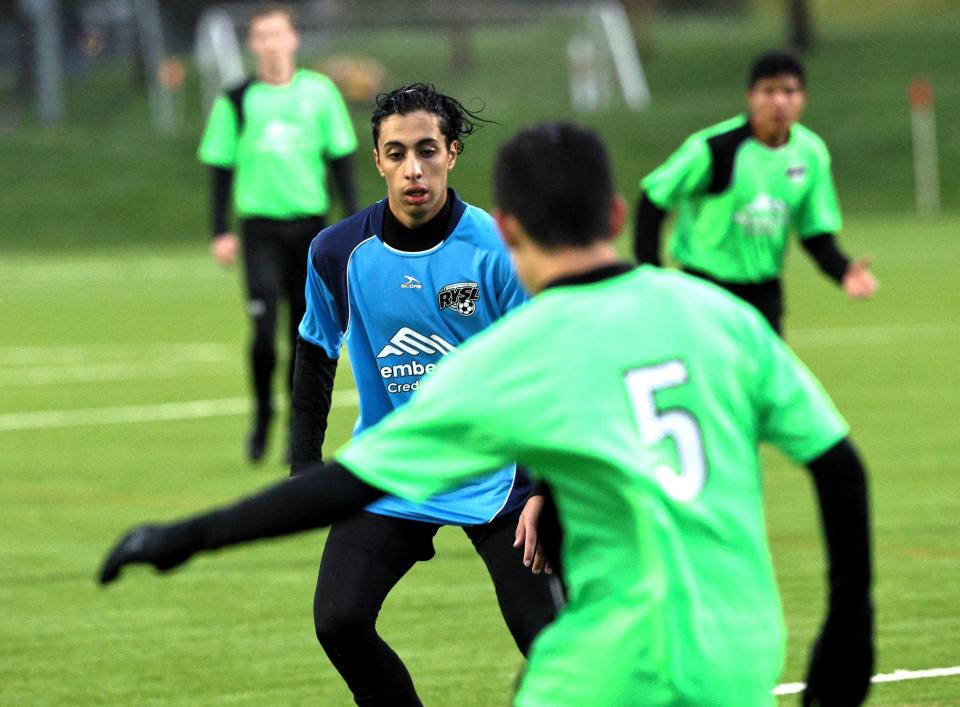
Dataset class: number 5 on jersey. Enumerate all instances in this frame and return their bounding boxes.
[624,360,707,502]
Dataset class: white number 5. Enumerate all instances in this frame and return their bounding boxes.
[624,360,706,502]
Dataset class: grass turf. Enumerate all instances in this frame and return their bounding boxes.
[2,213,959,704]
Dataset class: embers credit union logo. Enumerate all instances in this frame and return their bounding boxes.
[377,327,456,358]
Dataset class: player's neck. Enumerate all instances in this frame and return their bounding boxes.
[257,63,296,85]
[381,192,453,252]
[528,243,620,294]
[749,117,791,148]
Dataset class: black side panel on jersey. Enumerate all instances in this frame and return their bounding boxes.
[227,78,255,133]
[705,123,753,194]
[309,205,382,332]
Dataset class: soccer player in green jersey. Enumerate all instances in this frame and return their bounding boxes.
[635,50,878,333]
[101,121,874,706]
[198,3,359,461]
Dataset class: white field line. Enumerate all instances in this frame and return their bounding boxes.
[0,342,233,366]
[0,391,359,432]
[0,342,236,386]
[774,665,960,695]
[0,360,232,386]
[790,320,960,349]
[0,258,215,285]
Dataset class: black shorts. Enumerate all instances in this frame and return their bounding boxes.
[683,267,784,335]
[240,215,325,305]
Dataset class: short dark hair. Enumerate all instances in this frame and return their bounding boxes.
[249,2,297,30]
[494,122,613,250]
[748,50,805,88]
[371,83,489,154]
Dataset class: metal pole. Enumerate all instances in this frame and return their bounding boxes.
[133,0,176,135]
[909,78,940,217]
[19,0,64,125]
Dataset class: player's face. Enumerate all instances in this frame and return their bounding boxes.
[747,73,806,146]
[248,12,299,72]
[374,110,458,229]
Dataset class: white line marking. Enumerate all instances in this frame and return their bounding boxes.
[774,665,960,695]
[790,320,960,349]
[0,360,233,386]
[0,258,216,286]
[0,342,233,366]
[0,391,359,432]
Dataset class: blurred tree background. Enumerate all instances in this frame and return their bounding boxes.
[1,0,957,250]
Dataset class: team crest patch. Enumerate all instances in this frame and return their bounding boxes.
[786,165,806,183]
[437,281,480,317]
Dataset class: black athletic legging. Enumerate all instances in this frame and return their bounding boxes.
[240,216,325,418]
[312,510,561,707]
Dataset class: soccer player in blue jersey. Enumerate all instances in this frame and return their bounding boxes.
[287,84,558,705]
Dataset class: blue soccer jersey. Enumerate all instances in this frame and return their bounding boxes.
[300,191,530,524]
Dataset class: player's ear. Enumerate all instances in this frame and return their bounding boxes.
[493,209,518,249]
[373,148,385,177]
[447,141,459,171]
[609,194,628,237]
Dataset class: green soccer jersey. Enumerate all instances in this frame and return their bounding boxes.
[197,69,357,220]
[337,266,848,706]
[642,115,842,283]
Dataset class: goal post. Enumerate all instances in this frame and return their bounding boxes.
[192,1,651,115]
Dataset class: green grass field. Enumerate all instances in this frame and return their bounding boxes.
[3,5,960,705]
[3,214,959,704]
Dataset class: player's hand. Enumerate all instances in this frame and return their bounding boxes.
[98,522,199,585]
[842,256,878,300]
[802,603,874,706]
[211,232,240,268]
[514,495,552,575]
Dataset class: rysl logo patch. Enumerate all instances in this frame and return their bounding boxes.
[437,281,480,317]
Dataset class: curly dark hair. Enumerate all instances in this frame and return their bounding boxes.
[371,83,491,154]
[749,50,805,88]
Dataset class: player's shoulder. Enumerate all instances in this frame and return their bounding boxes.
[309,202,380,266]
[641,266,772,333]
[688,115,750,145]
[450,196,503,250]
[295,69,342,95]
[791,122,831,156]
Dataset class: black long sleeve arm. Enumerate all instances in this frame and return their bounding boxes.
[800,233,851,284]
[99,462,384,584]
[197,461,382,549]
[802,436,874,706]
[210,166,234,237]
[290,336,338,475]
[633,193,667,266]
[807,436,873,617]
[328,153,359,216]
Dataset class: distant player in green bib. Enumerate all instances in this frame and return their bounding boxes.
[635,50,877,333]
[198,3,358,462]
[101,121,875,706]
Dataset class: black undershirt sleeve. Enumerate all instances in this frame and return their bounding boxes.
[634,193,667,266]
[806,437,873,618]
[800,233,851,284]
[290,337,338,476]
[328,153,359,216]
[196,462,383,551]
[802,436,874,704]
[98,462,384,584]
[210,166,233,237]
